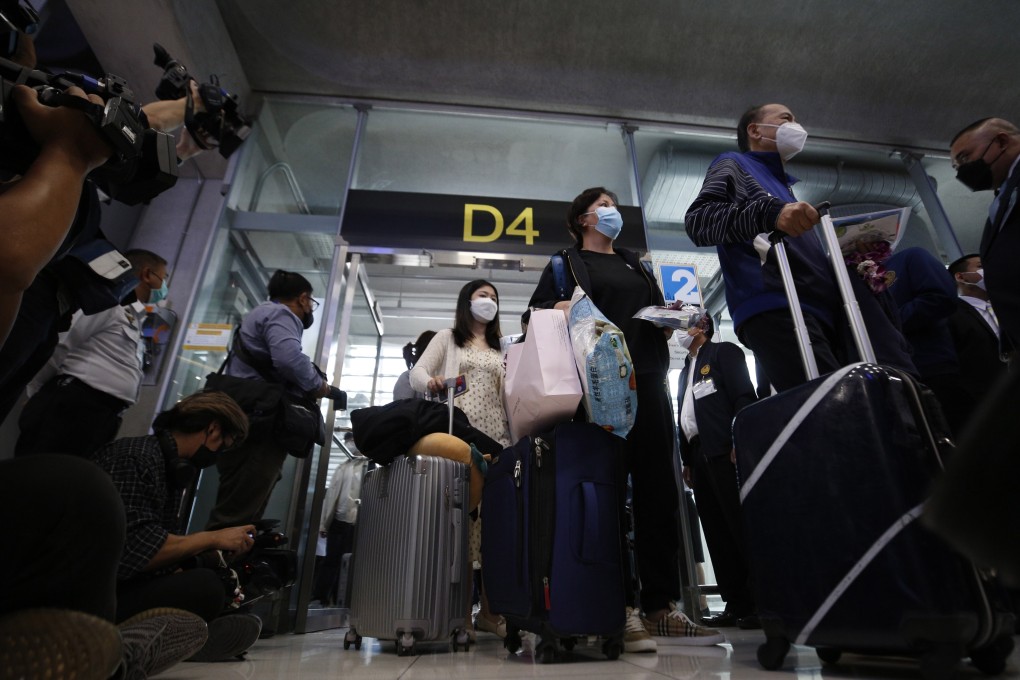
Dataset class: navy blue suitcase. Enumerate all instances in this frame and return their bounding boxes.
[481,422,626,662]
[732,207,1014,678]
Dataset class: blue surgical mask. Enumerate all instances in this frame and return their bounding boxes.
[592,206,623,240]
[149,276,169,304]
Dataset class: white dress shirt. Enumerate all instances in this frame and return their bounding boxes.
[28,302,147,403]
[680,353,700,441]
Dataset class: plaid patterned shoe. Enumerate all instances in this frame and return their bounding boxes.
[642,602,725,646]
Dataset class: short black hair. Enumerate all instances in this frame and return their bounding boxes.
[948,253,980,276]
[702,313,715,340]
[566,187,620,243]
[267,270,313,301]
[737,105,767,153]
[950,118,993,146]
[453,279,501,351]
[124,249,167,275]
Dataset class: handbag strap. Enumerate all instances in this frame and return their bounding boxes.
[230,331,278,384]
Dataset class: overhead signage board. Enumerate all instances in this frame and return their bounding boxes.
[341,190,647,255]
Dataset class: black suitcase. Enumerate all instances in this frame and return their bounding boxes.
[732,205,1015,678]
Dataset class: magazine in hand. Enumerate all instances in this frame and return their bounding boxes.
[831,207,910,255]
[632,304,708,330]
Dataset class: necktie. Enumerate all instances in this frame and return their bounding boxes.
[985,302,999,333]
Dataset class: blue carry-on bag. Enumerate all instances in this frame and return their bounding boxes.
[481,421,626,663]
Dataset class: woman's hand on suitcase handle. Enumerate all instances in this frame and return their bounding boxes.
[427,375,447,394]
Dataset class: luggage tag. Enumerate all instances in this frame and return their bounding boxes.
[692,377,717,399]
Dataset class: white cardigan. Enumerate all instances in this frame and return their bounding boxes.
[408,328,462,394]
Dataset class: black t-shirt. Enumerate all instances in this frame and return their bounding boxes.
[578,250,668,375]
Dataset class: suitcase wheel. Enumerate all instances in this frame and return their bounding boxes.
[815,646,841,665]
[535,639,557,664]
[396,632,416,656]
[757,636,790,670]
[601,636,623,661]
[451,628,472,652]
[504,629,522,654]
[969,635,1014,676]
[342,629,362,651]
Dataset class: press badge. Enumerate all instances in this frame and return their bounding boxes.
[692,378,717,399]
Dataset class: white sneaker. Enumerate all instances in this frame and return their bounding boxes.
[624,606,657,653]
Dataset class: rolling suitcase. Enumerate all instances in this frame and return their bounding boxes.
[347,382,472,655]
[732,204,1015,678]
[481,421,627,663]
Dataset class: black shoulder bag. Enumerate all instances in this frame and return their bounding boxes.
[204,333,325,457]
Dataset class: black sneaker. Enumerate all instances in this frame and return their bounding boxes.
[187,613,262,662]
[0,608,122,680]
[118,607,209,679]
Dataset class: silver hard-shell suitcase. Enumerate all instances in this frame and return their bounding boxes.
[347,382,472,655]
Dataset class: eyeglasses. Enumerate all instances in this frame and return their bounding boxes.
[305,295,320,311]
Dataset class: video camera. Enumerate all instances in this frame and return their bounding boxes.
[152,43,251,158]
[0,57,178,205]
[233,519,297,608]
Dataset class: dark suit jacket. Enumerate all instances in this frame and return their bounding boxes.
[980,160,1020,356]
[677,340,757,462]
[948,298,1008,401]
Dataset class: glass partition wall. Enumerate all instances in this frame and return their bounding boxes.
[162,95,979,634]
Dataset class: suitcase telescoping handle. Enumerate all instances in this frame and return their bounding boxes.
[443,379,457,435]
[769,201,877,381]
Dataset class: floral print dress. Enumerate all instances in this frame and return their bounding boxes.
[455,344,511,566]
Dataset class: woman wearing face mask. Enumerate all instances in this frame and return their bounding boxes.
[206,270,334,531]
[410,279,511,640]
[528,187,725,652]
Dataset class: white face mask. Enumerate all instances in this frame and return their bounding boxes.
[678,333,696,350]
[973,268,987,291]
[470,297,498,322]
[758,122,808,161]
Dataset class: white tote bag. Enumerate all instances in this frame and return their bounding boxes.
[504,309,583,442]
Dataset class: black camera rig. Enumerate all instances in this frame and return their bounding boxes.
[153,43,251,159]
[0,56,178,205]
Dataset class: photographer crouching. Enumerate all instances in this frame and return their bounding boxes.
[90,391,265,662]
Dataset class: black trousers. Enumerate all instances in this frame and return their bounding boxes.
[206,433,289,531]
[738,309,842,393]
[688,440,754,615]
[16,375,128,457]
[626,372,682,613]
[313,518,355,603]
[1,455,125,622]
[116,569,226,623]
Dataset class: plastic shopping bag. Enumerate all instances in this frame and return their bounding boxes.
[567,287,637,439]
[504,309,582,441]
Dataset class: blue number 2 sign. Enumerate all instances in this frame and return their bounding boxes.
[659,265,701,305]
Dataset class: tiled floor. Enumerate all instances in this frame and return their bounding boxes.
[163,627,1019,679]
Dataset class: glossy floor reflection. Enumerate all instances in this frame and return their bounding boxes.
[160,626,1019,680]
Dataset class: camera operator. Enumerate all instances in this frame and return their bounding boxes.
[0,81,112,352]
[90,390,265,662]
[0,40,218,422]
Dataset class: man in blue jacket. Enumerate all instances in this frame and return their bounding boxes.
[685,103,916,390]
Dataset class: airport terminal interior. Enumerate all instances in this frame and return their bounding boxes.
[1,1,1019,678]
